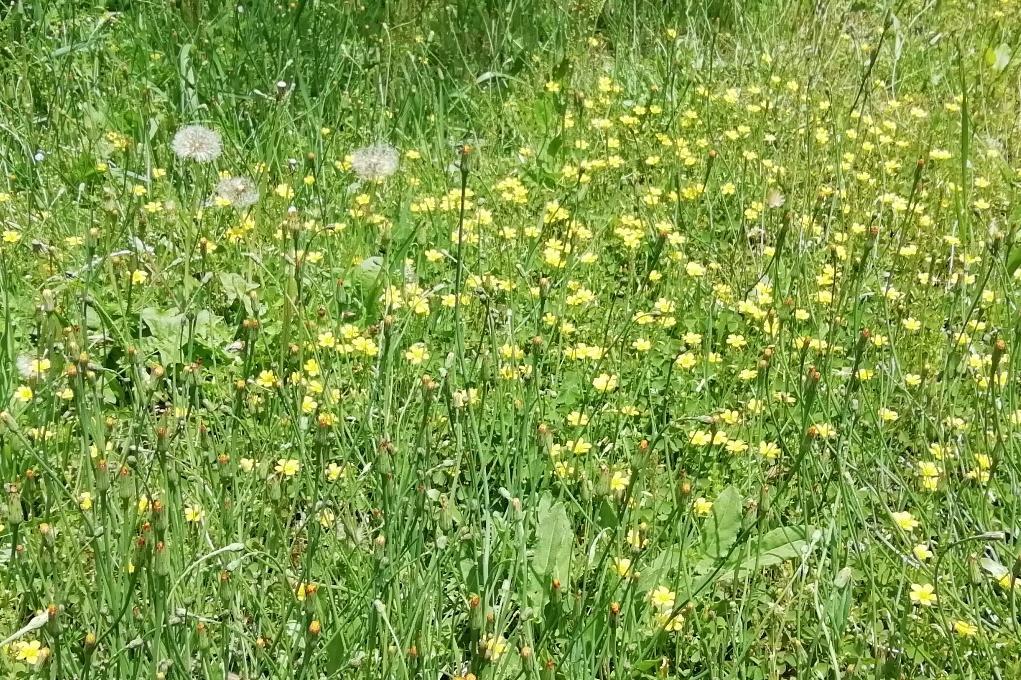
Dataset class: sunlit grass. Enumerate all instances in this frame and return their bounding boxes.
[0,1,1019,678]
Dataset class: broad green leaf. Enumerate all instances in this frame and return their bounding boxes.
[703,486,743,559]
[218,271,259,316]
[140,307,187,364]
[140,307,229,364]
[752,525,810,554]
[730,538,808,575]
[531,499,572,583]
[323,627,347,674]
[1006,244,1021,277]
[637,547,682,592]
[986,43,1011,72]
[825,567,854,638]
[178,43,199,111]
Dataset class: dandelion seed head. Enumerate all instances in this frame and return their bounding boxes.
[16,355,35,380]
[171,124,222,163]
[213,176,259,208]
[350,143,399,181]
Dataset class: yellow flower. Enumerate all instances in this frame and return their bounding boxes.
[130,269,148,285]
[78,492,93,510]
[626,527,646,550]
[254,370,278,389]
[649,585,676,610]
[718,409,741,425]
[553,461,574,478]
[631,338,652,352]
[892,511,919,532]
[15,385,33,402]
[688,430,711,447]
[275,458,300,477]
[655,610,685,632]
[566,411,589,427]
[481,634,508,661]
[274,183,295,199]
[404,343,430,365]
[3,229,23,244]
[675,352,697,369]
[612,557,633,577]
[184,505,204,523]
[352,336,379,357]
[725,334,747,349]
[759,441,780,460]
[912,543,933,562]
[326,462,345,481]
[29,359,53,377]
[610,470,630,494]
[592,373,618,393]
[917,460,940,480]
[564,439,592,455]
[953,619,977,637]
[725,439,748,455]
[813,423,836,439]
[877,407,899,423]
[908,582,937,606]
[239,458,256,473]
[685,261,707,277]
[14,639,47,665]
[693,497,713,516]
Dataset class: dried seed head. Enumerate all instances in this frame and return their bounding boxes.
[171,124,222,163]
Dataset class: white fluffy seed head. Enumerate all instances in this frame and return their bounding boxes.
[350,143,399,181]
[171,124,223,163]
[213,176,259,208]
[15,355,35,380]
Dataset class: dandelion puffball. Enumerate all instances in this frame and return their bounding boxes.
[350,143,399,181]
[213,176,259,208]
[171,124,222,163]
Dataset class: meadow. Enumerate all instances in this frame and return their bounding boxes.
[0,0,1019,677]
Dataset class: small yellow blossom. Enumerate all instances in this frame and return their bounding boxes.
[184,505,204,523]
[909,582,937,606]
[275,458,300,477]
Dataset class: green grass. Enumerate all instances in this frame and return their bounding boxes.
[0,0,1020,677]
